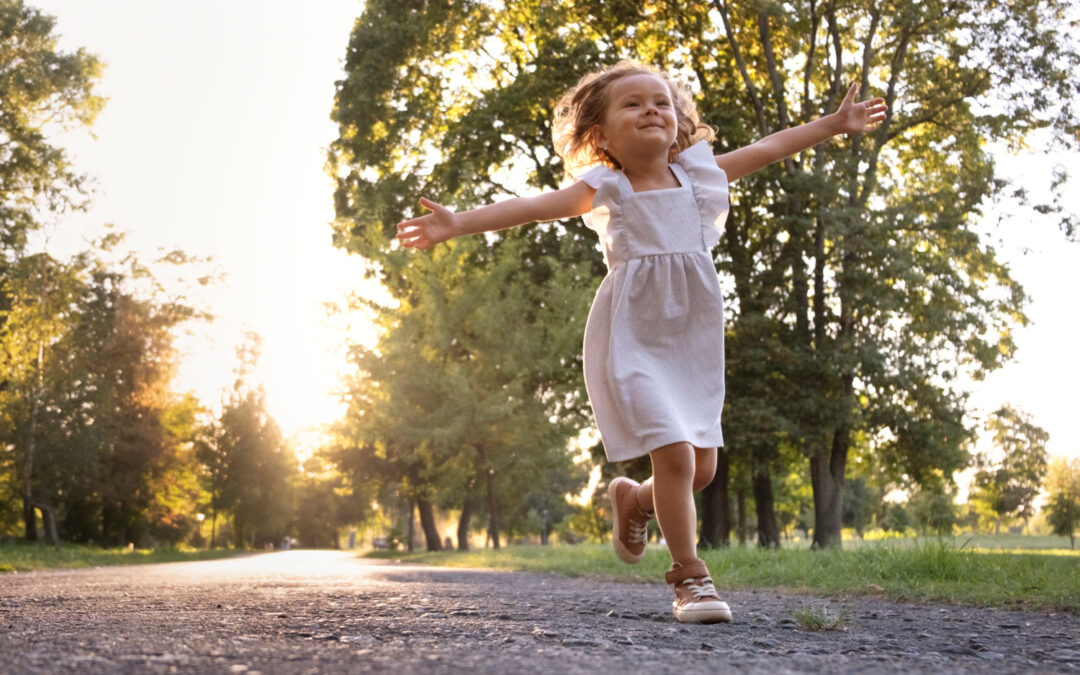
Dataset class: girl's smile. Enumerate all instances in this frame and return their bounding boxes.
[599,73,679,164]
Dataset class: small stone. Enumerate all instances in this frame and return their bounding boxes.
[1051,649,1080,662]
[998,622,1021,629]
[752,638,779,649]
[562,638,605,647]
[700,641,718,651]
[420,612,445,619]
[976,652,1005,662]
[940,645,978,656]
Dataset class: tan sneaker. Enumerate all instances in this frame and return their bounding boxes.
[666,559,732,624]
[608,477,653,564]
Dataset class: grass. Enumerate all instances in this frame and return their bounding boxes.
[365,538,1080,614]
[0,541,242,573]
[791,605,852,631]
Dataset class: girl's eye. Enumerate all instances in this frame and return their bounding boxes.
[626,101,639,107]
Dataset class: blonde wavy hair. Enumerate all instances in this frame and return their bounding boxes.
[552,61,716,179]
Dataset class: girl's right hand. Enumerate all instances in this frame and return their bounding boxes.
[395,197,458,249]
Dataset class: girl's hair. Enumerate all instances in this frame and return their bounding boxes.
[552,61,716,179]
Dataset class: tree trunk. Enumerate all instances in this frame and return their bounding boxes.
[405,500,415,552]
[31,503,61,551]
[22,339,44,542]
[475,447,500,549]
[485,468,500,550]
[416,496,442,551]
[810,414,849,549]
[700,450,731,548]
[23,500,38,542]
[994,516,1001,536]
[753,465,780,548]
[457,497,473,551]
[736,488,747,546]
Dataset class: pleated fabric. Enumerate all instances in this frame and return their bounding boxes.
[577,140,729,462]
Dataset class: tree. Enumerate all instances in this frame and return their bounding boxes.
[0,0,103,254]
[907,482,960,536]
[972,406,1049,535]
[210,334,296,548]
[333,234,590,550]
[0,252,83,541]
[1044,456,1080,549]
[329,0,1079,551]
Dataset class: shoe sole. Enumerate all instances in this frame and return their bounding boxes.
[673,600,733,624]
[608,477,644,565]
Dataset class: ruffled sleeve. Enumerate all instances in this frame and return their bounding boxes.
[574,163,627,267]
[674,140,729,248]
[574,164,622,235]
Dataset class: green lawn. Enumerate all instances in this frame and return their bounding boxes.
[366,537,1080,614]
[0,542,242,573]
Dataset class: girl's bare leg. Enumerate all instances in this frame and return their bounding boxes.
[636,443,717,564]
[634,445,717,512]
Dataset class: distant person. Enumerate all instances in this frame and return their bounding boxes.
[443,536,453,550]
[396,61,884,623]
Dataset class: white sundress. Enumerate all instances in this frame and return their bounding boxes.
[577,140,730,462]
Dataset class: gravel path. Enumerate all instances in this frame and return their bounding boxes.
[1,549,1078,673]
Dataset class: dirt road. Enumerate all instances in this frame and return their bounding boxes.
[1,549,1077,673]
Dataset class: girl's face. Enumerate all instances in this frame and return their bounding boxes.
[597,73,678,164]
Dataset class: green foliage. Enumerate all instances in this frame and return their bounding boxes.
[330,0,1079,549]
[0,0,104,252]
[293,455,350,549]
[0,237,207,545]
[1045,456,1080,548]
[907,483,961,536]
[331,233,592,545]
[204,334,297,549]
[972,405,1050,530]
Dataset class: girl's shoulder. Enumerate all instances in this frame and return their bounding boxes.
[575,163,619,190]
[674,140,728,189]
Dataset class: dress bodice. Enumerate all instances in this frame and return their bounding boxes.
[576,140,730,269]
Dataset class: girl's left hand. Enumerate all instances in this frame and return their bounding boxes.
[834,82,888,134]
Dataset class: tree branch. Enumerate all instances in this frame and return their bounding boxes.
[713,0,769,135]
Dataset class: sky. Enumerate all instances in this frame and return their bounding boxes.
[29,1,1080,464]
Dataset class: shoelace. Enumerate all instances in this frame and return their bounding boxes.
[627,518,648,544]
[681,576,721,600]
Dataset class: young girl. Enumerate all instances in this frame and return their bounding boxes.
[396,61,886,624]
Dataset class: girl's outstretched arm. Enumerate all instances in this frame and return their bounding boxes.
[715,83,887,182]
[396,181,596,250]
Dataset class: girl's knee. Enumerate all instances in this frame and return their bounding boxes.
[692,447,717,492]
[649,442,696,482]
[692,465,716,492]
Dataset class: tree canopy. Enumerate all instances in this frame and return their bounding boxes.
[330,0,1078,548]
